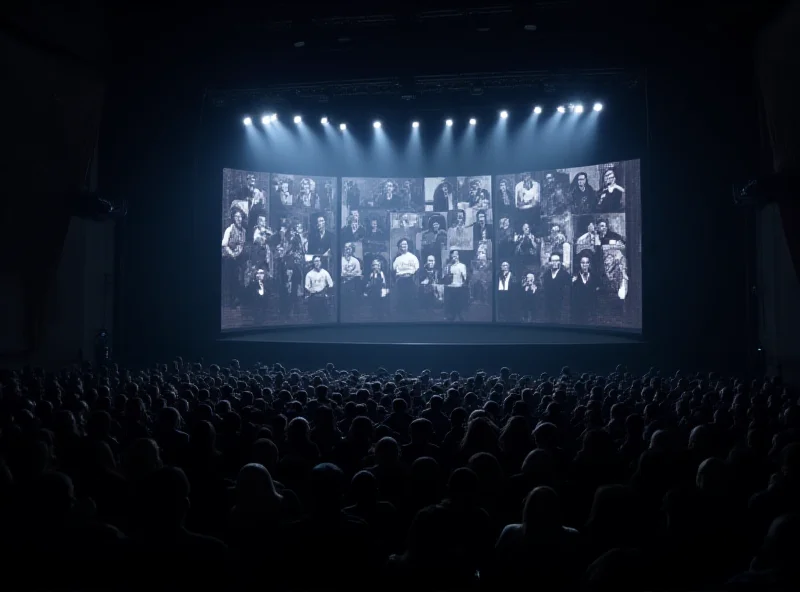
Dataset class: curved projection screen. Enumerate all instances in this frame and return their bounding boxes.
[221,159,641,331]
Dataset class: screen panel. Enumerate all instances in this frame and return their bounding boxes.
[221,168,338,330]
[340,176,492,323]
[495,159,642,330]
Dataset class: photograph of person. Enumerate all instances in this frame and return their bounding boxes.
[221,205,248,309]
[541,252,571,324]
[442,249,469,321]
[493,174,516,213]
[446,209,473,251]
[221,169,337,330]
[421,213,448,270]
[340,242,363,315]
[512,220,541,266]
[304,255,334,323]
[470,245,491,306]
[570,170,599,215]
[519,270,542,323]
[363,213,389,254]
[341,208,366,246]
[496,216,516,262]
[307,211,335,257]
[537,170,570,216]
[425,177,458,212]
[418,254,443,311]
[514,172,540,212]
[596,166,626,212]
[496,260,517,322]
[391,212,422,252]
[363,257,390,321]
[540,215,573,275]
[570,250,601,326]
[459,176,492,210]
[391,237,420,319]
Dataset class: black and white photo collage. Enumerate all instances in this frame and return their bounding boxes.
[494,159,641,329]
[340,177,425,322]
[221,168,337,330]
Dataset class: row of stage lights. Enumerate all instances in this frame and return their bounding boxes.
[242,103,604,128]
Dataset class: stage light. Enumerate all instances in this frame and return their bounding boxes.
[533,106,542,114]
[243,116,252,126]
[293,115,302,123]
[557,105,566,113]
[500,110,509,119]
[339,123,347,131]
[469,118,477,126]
[445,119,453,127]
[320,117,328,124]
[261,115,271,125]
[574,104,584,114]
[412,121,420,128]
[373,120,382,129]
[593,102,603,112]
[270,113,278,122]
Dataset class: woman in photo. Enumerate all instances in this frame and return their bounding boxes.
[393,238,420,318]
[364,259,389,320]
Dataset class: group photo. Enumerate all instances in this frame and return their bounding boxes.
[494,159,640,328]
[339,175,493,323]
[221,168,337,330]
[339,177,424,322]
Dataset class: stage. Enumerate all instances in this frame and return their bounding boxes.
[215,325,650,375]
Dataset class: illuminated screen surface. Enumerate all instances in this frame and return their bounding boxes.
[220,159,641,331]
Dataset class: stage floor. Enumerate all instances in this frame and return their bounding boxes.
[219,324,642,346]
[214,325,647,374]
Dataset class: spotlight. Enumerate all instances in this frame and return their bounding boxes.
[557,105,566,114]
[412,121,420,128]
[243,116,253,126]
[339,123,347,131]
[574,104,584,114]
[593,102,603,112]
[500,110,509,119]
[320,117,328,125]
[445,119,453,127]
[261,115,270,125]
[533,106,542,114]
[293,115,302,124]
[373,120,382,129]
[270,113,278,122]
[469,118,477,126]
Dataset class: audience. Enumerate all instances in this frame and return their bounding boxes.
[0,360,798,590]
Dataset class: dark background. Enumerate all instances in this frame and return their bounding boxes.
[100,2,771,370]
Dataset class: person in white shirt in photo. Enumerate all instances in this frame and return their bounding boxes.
[392,238,419,318]
[340,242,363,310]
[497,261,516,322]
[515,173,540,210]
[444,249,468,322]
[304,256,334,323]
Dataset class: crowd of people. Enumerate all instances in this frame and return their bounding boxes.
[0,359,798,590]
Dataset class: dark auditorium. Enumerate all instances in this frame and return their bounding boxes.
[3,2,800,591]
